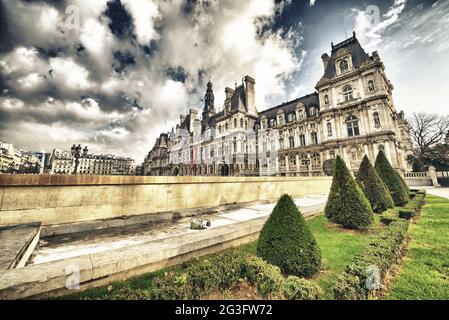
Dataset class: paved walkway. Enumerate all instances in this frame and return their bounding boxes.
[29,193,328,265]
[425,188,449,200]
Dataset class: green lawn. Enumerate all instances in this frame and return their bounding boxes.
[385,195,449,300]
[63,214,382,300]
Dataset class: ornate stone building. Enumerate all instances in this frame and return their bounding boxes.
[144,33,412,176]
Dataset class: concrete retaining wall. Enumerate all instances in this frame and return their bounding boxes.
[0,175,332,226]
[0,217,266,299]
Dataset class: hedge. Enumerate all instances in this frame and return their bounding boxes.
[399,193,426,220]
[257,194,322,277]
[149,250,322,300]
[334,192,427,300]
[281,276,324,300]
[333,219,410,300]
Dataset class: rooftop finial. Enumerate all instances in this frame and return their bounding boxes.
[353,30,356,38]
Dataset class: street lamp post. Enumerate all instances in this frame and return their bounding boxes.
[71,144,88,175]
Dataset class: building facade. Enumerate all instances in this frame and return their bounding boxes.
[144,34,412,177]
[49,149,135,175]
[0,141,47,174]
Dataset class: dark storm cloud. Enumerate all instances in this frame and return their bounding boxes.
[166,66,188,83]
[104,0,135,40]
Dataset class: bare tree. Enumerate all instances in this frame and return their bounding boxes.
[409,112,449,159]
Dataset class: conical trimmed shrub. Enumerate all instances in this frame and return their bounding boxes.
[356,155,394,213]
[257,194,321,277]
[325,156,374,228]
[396,171,410,194]
[374,150,410,206]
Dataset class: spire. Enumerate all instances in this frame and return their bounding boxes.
[204,79,214,110]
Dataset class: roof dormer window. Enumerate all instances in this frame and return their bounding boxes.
[339,59,349,73]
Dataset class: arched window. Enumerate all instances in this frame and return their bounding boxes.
[327,122,332,137]
[324,95,329,105]
[289,136,295,148]
[339,59,349,73]
[343,85,353,102]
[368,80,375,92]
[234,118,237,128]
[311,132,318,145]
[299,134,306,147]
[245,121,248,130]
[233,137,237,152]
[225,123,229,130]
[240,118,244,128]
[373,112,381,128]
[346,115,360,137]
[298,110,304,120]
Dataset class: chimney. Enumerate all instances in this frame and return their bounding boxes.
[244,75,257,116]
[189,109,198,133]
[321,53,330,71]
[225,87,234,100]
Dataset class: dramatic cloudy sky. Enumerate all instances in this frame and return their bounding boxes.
[0,0,448,162]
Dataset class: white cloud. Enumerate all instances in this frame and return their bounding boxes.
[121,0,160,45]
[49,57,91,90]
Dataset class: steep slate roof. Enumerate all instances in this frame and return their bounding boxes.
[179,114,191,131]
[258,92,319,124]
[323,34,370,79]
[230,84,246,112]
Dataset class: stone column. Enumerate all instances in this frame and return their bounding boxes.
[428,166,441,187]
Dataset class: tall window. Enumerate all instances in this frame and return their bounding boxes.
[288,113,295,122]
[299,134,306,147]
[346,115,360,137]
[311,132,318,144]
[269,118,276,127]
[343,85,353,102]
[327,122,333,137]
[233,137,237,152]
[373,112,381,128]
[240,118,244,128]
[234,118,237,128]
[309,106,317,116]
[298,110,304,120]
[324,95,329,105]
[312,153,321,165]
[339,59,349,73]
[368,80,375,92]
[279,138,284,150]
[225,123,228,130]
[289,136,295,148]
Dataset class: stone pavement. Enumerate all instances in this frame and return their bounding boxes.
[0,223,41,274]
[425,188,449,200]
[29,193,328,265]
